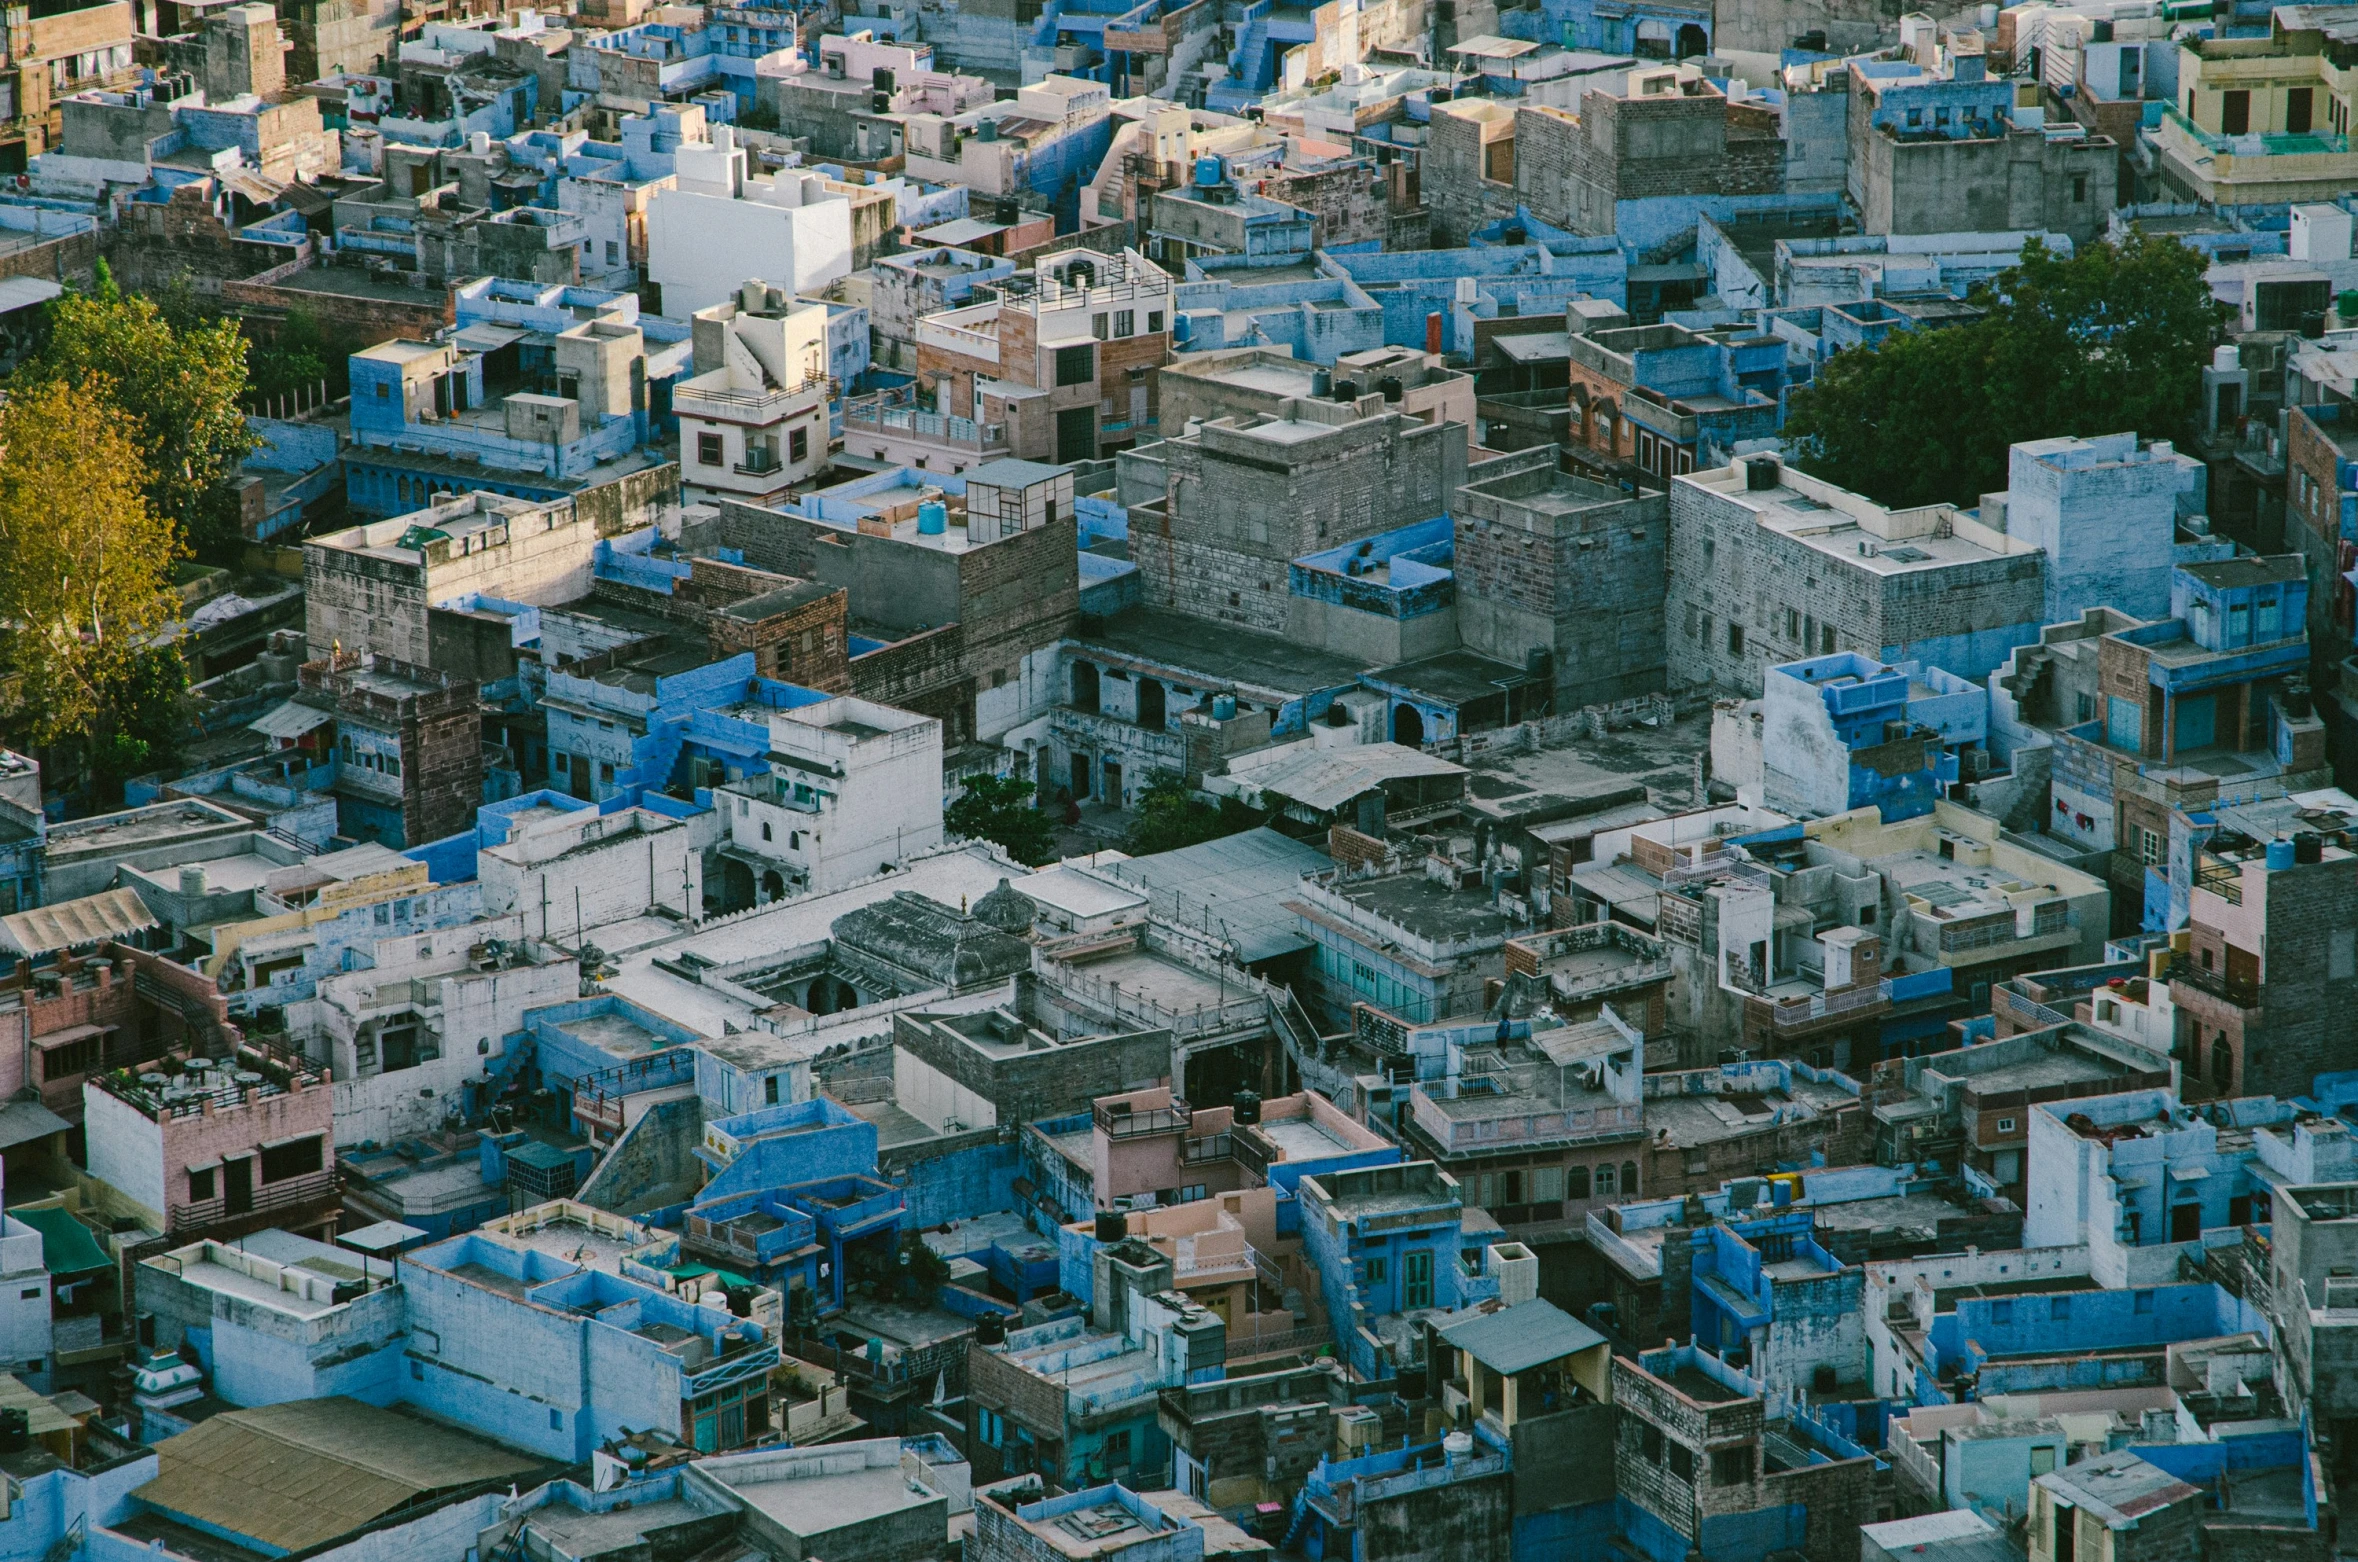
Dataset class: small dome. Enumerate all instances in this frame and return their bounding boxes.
[971,877,1037,932]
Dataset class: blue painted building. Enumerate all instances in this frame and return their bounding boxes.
[402,1232,780,1457]
[1299,1160,1492,1378]
[1762,652,1985,821]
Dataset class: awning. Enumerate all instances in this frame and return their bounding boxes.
[0,1098,71,1151]
[249,700,335,741]
[0,887,159,959]
[11,1205,112,1275]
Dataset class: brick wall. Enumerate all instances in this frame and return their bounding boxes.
[1132,412,1464,632]
[1329,823,1393,873]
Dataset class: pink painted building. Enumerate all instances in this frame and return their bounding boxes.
[1090,1086,1245,1210]
[83,1039,337,1242]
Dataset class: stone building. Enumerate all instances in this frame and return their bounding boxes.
[305,493,601,664]
[292,651,483,849]
[1453,448,1668,703]
[1126,396,1466,635]
[1666,453,2047,696]
[706,459,1078,750]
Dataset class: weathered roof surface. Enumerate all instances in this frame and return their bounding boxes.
[1436,1298,1606,1374]
[249,700,337,741]
[0,887,158,958]
[970,877,1038,932]
[831,891,1032,988]
[1227,742,1467,813]
[1104,827,1331,963]
[133,1398,542,1552]
[2037,1449,2203,1528]
[0,1098,71,1152]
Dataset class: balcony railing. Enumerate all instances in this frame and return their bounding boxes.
[2169,953,2260,1009]
[1180,1131,1232,1165]
[1096,1098,1191,1138]
[169,1168,340,1236]
[1768,981,1888,1030]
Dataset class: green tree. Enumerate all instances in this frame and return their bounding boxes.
[1784,231,2225,508]
[1122,772,1264,856]
[18,283,258,561]
[947,772,1058,865]
[87,645,191,805]
[246,305,335,408]
[0,380,185,748]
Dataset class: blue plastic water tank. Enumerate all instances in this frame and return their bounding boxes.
[2266,837,2297,870]
[1212,693,1238,720]
[917,500,948,535]
[1193,154,1224,188]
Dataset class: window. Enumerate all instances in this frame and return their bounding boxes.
[189,1166,217,1202]
[2132,1289,2155,1315]
[1114,309,1134,337]
[1092,313,1110,340]
[39,1035,100,1081]
[1991,1299,2014,1324]
[977,1408,1004,1446]
[1055,344,1094,386]
[1996,1117,2017,1133]
[761,821,773,841]
[1594,1162,1616,1196]
[789,427,808,462]
[376,381,391,399]
[1640,1424,1664,1462]
[605,240,619,264]
[18,1287,37,1300]
[2071,174,2087,202]
[550,1408,563,1430]
[259,1135,324,1184]
[697,432,724,466]
[1104,1428,1132,1466]
[1785,606,1799,639]
[1727,622,1745,656]
[599,761,616,783]
[764,1074,781,1105]
[2222,88,2250,134]
[1820,624,1836,653]
[1147,310,1164,333]
[1364,1257,1388,1284]
[1404,1250,1433,1308]
[2049,1295,2071,1321]
[1531,1165,1566,1203]
[1711,1447,1753,1485]
[1668,1444,1695,1481]
[1566,1164,1591,1199]
[2289,86,2314,132]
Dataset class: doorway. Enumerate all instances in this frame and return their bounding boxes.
[224,1156,254,1217]
[1392,704,1425,746]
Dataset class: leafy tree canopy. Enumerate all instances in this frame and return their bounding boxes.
[1784,231,2225,509]
[0,380,186,748]
[1122,773,1265,857]
[18,265,258,561]
[947,772,1059,866]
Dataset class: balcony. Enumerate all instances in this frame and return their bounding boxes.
[1049,704,1187,765]
[1173,1238,1281,1290]
[1096,1098,1191,1138]
[842,386,1005,453]
[572,1046,697,1137]
[170,1168,340,1236]
[2170,953,2260,1010]
[675,374,832,425]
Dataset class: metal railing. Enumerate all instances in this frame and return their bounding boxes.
[169,1168,340,1235]
[1095,1098,1192,1138]
[1767,980,1888,1029]
[2169,953,2260,1009]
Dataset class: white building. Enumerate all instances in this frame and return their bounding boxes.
[480,805,709,940]
[0,1206,50,1379]
[644,125,855,317]
[718,696,944,899]
[675,282,837,506]
[314,916,580,1145]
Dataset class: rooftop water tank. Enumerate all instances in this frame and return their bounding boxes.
[918,499,948,534]
[2214,344,2241,373]
[1212,693,1238,720]
[1193,154,1225,188]
[2267,838,2296,870]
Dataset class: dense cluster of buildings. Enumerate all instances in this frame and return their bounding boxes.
[10,0,2358,1557]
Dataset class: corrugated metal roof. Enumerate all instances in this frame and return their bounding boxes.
[133,1398,542,1553]
[249,699,335,740]
[0,887,158,958]
[1436,1298,1606,1374]
[0,1099,72,1152]
[1230,742,1467,813]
